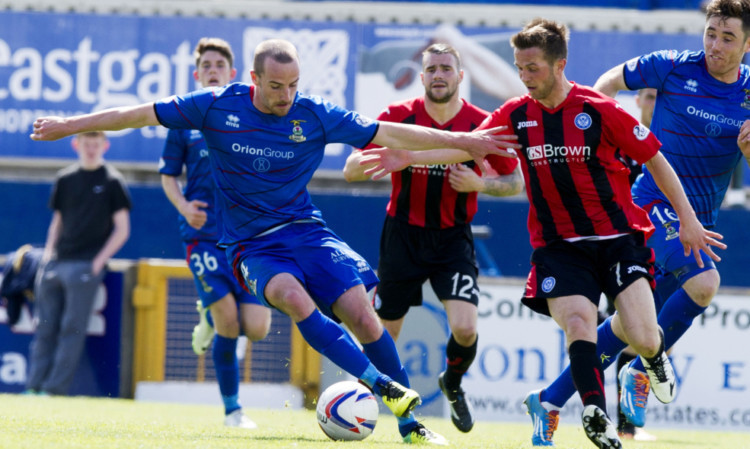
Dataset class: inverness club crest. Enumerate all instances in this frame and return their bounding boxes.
[289,119,307,142]
[742,89,750,110]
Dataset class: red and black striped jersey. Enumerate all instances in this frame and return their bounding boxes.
[481,83,659,249]
[368,97,517,229]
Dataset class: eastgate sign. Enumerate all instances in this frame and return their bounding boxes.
[0,37,195,106]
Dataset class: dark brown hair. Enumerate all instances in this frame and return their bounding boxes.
[511,18,569,65]
[194,37,234,68]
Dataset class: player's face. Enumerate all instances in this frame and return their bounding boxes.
[703,16,750,82]
[421,53,463,104]
[514,47,558,103]
[635,88,657,128]
[251,58,300,117]
[72,135,109,168]
[194,50,236,88]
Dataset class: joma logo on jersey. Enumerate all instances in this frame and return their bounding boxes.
[226,114,240,128]
[627,265,648,275]
[517,120,538,129]
[526,144,591,160]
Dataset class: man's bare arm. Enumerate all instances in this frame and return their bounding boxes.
[372,122,519,167]
[593,63,629,98]
[31,103,159,141]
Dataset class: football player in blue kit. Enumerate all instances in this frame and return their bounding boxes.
[30,38,520,445]
[524,0,746,445]
[159,37,271,429]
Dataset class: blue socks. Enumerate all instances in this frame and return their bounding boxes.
[362,331,418,436]
[295,309,370,379]
[543,316,627,408]
[297,312,419,437]
[362,331,410,387]
[213,334,241,414]
[631,287,706,372]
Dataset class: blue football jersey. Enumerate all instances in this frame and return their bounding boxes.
[154,83,379,245]
[624,49,750,227]
[159,128,221,242]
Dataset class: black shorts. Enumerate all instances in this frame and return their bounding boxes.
[374,216,479,320]
[522,233,655,317]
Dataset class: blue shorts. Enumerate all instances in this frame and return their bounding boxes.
[230,221,378,317]
[635,197,716,311]
[184,240,260,307]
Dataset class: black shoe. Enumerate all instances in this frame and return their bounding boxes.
[438,371,475,432]
[582,405,622,449]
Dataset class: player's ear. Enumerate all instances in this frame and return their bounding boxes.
[555,58,567,75]
[230,67,238,81]
[193,70,200,82]
[71,137,79,151]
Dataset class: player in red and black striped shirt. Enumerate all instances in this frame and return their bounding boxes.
[361,20,723,449]
[481,19,723,449]
[344,43,523,435]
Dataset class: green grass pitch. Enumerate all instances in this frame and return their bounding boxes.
[0,393,745,448]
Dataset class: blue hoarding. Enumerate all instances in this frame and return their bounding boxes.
[0,270,125,396]
[2,11,703,170]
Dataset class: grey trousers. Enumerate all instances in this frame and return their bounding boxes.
[27,260,105,395]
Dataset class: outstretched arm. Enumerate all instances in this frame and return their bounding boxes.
[359,148,473,181]
[372,122,519,169]
[449,162,524,197]
[343,150,379,182]
[593,63,629,98]
[30,103,159,141]
[645,152,726,266]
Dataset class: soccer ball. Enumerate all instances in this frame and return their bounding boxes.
[316,381,378,441]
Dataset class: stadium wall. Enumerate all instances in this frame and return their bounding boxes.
[2,180,750,286]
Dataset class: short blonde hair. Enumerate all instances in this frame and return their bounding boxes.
[75,131,107,140]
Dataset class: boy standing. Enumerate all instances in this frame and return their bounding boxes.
[26,131,131,395]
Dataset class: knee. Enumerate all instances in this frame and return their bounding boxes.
[625,325,661,358]
[635,331,662,358]
[450,323,477,346]
[212,309,240,337]
[564,314,593,341]
[242,315,271,341]
[684,270,720,307]
[270,288,312,319]
[347,311,382,343]
[215,320,240,338]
